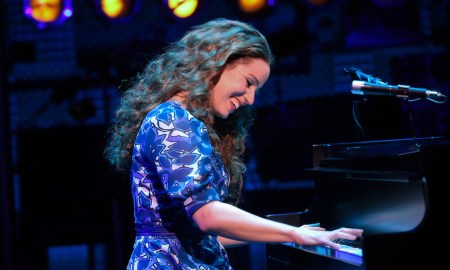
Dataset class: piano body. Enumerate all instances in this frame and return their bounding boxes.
[265,136,449,270]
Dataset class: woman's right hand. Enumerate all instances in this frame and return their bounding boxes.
[294,225,363,250]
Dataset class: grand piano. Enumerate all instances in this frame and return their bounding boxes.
[265,136,449,270]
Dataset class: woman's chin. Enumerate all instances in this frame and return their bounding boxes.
[215,111,229,119]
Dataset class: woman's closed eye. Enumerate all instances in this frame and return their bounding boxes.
[246,79,253,88]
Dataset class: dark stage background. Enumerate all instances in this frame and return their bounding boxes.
[1,1,450,270]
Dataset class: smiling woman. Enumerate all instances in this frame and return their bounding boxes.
[104,18,363,269]
[209,58,270,119]
[169,57,270,120]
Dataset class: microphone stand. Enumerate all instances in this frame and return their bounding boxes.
[344,67,423,148]
[344,67,368,141]
[351,95,366,141]
[403,97,421,151]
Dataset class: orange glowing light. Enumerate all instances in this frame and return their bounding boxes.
[100,0,131,19]
[238,0,266,13]
[168,0,198,19]
[30,0,62,23]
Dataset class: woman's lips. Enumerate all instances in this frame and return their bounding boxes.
[231,97,240,110]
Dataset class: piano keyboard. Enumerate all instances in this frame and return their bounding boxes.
[332,237,362,249]
[282,241,363,266]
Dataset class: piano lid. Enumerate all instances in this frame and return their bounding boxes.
[311,136,444,171]
[313,136,442,159]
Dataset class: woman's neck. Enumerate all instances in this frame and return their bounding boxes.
[169,92,188,108]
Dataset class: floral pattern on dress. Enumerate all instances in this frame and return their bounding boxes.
[127,101,232,270]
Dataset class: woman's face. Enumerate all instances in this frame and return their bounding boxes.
[211,58,270,119]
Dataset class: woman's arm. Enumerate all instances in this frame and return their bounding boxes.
[193,201,363,250]
[217,236,247,248]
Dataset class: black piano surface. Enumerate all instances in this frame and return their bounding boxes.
[266,136,450,270]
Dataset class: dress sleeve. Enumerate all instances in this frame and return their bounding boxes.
[140,104,226,218]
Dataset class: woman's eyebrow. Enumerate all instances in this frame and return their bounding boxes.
[250,74,260,86]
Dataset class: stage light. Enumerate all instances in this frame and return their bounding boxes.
[23,0,72,29]
[166,0,199,19]
[95,0,141,22]
[97,0,136,20]
[238,0,267,13]
[29,0,61,22]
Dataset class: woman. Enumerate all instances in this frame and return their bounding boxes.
[104,18,363,270]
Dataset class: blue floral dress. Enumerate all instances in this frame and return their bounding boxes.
[127,101,233,270]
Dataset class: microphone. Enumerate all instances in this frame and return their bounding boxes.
[351,80,444,99]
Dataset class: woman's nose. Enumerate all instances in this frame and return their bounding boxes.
[243,89,255,105]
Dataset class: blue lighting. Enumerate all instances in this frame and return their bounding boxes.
[63,8,73,18]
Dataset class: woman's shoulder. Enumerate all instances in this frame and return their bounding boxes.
[144,101,202,128]
[140,101,212,147]
[150,101,188,118]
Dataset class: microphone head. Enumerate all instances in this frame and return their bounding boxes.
[344,67,361,80]
[352,80,364,90]
[351,80,365,95]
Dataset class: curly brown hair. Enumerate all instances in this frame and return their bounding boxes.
[104,18,273,204]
